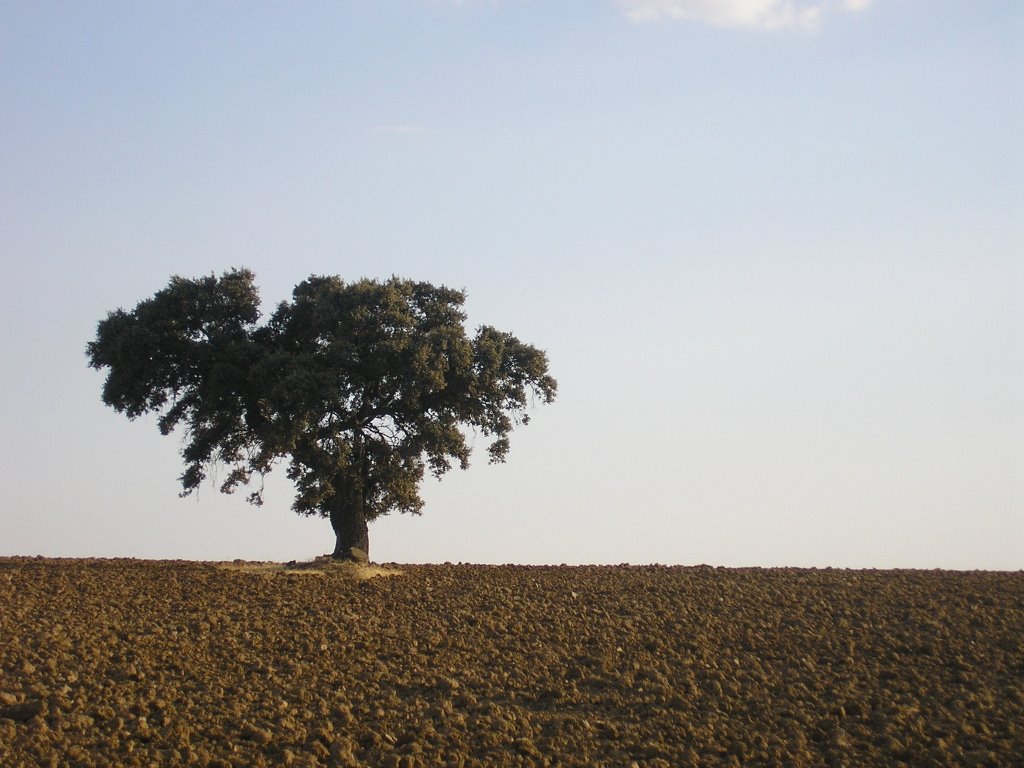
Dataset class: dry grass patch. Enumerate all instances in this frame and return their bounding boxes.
[213,556,402,580]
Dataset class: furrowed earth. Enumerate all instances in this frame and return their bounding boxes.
[1,558,1021,767]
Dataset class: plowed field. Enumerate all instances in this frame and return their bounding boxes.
[1,557,1022,767]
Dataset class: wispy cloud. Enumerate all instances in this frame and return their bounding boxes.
[618,0,873,31]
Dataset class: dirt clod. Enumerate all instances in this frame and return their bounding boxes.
[1,558,1022,766]
[0,699,44,722]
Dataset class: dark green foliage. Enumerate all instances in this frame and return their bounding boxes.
[87,270,556,544]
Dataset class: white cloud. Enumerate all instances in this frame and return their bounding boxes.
[619,0,872,31]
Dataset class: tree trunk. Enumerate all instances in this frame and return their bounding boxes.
[329,493,369,561]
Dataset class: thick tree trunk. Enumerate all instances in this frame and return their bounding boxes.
[329,493,369,562]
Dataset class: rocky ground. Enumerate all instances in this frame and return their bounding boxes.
[1,557,1021,767]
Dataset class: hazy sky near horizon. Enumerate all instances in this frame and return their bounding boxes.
[2,1,1021,568]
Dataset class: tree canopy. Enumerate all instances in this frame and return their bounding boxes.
[87,269,557,559]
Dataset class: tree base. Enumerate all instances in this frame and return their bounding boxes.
[330,508,369,562]
[328,485,370,562]
[332,546,369,564]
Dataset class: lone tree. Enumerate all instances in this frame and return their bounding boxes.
[87,269,556,560]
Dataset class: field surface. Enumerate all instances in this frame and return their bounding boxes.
[1,557,1022,767]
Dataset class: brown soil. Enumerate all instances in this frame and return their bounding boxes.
[1,558,1021,767]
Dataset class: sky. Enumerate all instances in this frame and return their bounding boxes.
[1,0,1021,568]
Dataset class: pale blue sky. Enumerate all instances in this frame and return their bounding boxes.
[2,1,1021,567]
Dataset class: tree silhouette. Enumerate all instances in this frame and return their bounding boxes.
[87,269,556,559]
